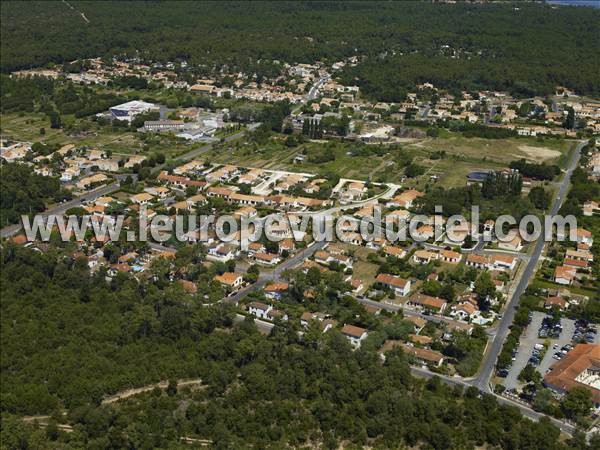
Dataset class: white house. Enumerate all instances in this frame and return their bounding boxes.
[341,324,369,348]
[498,232,523,252]
[248,302,272,320]
[375,273,411,297]
[491,254,517,271]
[207,244,239,262]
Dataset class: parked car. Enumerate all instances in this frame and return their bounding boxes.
[497,368,509,378]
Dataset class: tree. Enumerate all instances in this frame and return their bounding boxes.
[473,272,496,310]
[49,110,61,129]
[166,378,178,397]
[561,386,592,419]
[528,186,551,210]
[405,163,425,178]
[518,364,541,384]
[563,107,575,130]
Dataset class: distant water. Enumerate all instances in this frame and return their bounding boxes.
[546,0,600,8]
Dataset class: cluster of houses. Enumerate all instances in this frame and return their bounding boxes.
[553,228,594,286]
[0,142,128,192]
[291,79,599,142]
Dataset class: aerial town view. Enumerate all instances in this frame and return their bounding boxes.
[0,1,599,448]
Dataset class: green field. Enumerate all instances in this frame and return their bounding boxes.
[208,131,576,188]
[0,112,204,159]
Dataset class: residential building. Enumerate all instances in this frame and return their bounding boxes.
[401,344,445,367]
[413,249,437,264]
[248,302,272,320]
[554,266,577,285]
[407,294,447,313]
[440,249,462,264]
[375,273,411,297]
[131,192,154,205]
[341,324,369,348]
[214,272,243,289]
[264,282,289,300]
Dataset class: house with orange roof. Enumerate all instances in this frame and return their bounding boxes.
[554,265,577,285]
[413,249,438,264]
[385,209,411,223]
[490,254,517,271]
[254,252,281,266]
[278,239,295,254]
[466,254,489,270]
[214,272,244,289]
[576,228,593,246]
[407,293,447,313]
[375,273,411,297]
[409,334,433,346]
[406,316,427,334]
[440,249,462,264]
[386,189,424,209]
[543,344,600,407]
[144,186,170,198]
[498,231,524,252]
[264,282,289,300]
[545,296,569,311]
[341,324,369,348]
[583,200,599,217]
[384,246,406,259]
[131,192,154,205]
[564,258,589,270]
[566,248,593,262]
[450,301,480,321]
[401,344,445,367]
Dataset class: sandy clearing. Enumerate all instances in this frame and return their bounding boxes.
[517,145,562,162]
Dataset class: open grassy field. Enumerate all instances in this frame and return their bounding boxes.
[208,138,404,182]
[0,112,202,159]
[209,131,577,188]
[404,131,575,188]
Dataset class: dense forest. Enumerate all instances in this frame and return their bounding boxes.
[2,245,598,449]
[1,1,599,98]
[0,164,71,227]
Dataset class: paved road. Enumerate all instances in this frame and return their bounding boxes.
[172,124,260,163]
[473,140,585,393]
[407,365,577,435]
[292,74,330,114]
[226,240,328,304]
[234,313,274,334]
[307,75,330,101]
[355,296,476,331]
[0,182,121,239]
[0,125,258,240]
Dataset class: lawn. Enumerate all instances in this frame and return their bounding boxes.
[333,243,380,286]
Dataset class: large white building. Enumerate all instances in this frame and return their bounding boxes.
[109,100,158,123]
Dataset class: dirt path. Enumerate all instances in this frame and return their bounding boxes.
[23,415,74,433]
[101,378,203,404]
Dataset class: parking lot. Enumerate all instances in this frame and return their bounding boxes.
[502,312,582,391]
[537,318,576,376]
